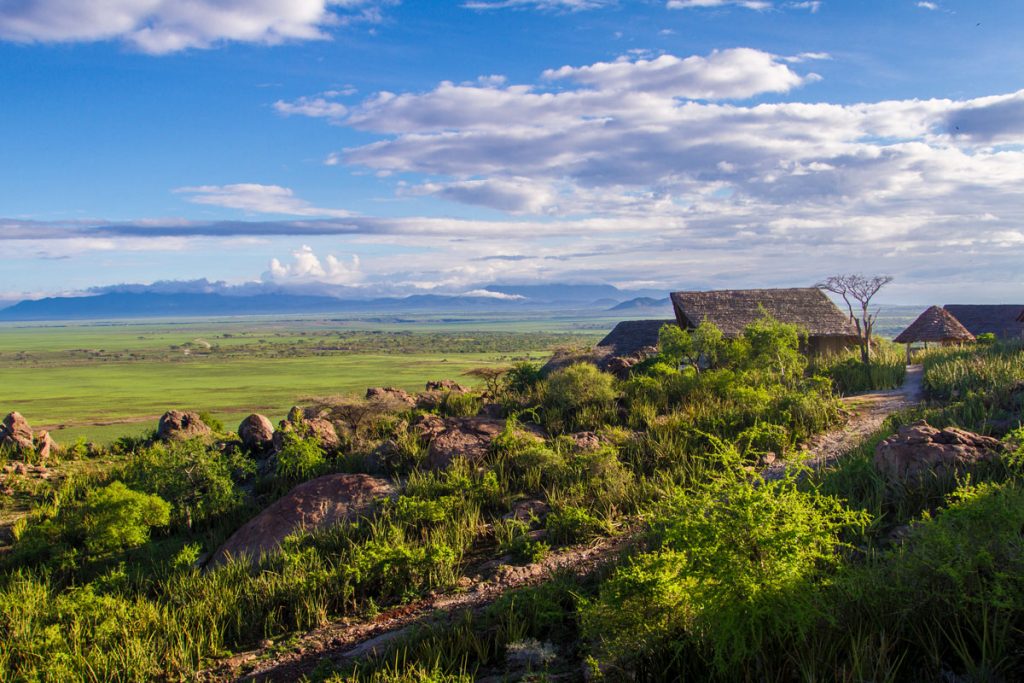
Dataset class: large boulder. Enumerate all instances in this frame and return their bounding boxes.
[426,380,467,393]
[366,387,416,408]
[208,473,394,566]
[238,414,275,454]
[426,418,506,470]
[0,412,34,451]
[157,410,212,441]
[874,420,1005,481]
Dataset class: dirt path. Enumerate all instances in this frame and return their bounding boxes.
[764,364,923,480]
[205,533,634,682]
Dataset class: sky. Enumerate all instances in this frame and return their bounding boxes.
[1,0,1023,305]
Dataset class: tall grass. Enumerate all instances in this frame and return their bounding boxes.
[812,341,907,395]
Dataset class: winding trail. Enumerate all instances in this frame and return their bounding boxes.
[207,366,924,681]
[764,364,924,480]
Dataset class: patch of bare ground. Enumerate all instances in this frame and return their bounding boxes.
[205,533,635,682]
[764,364,923,480]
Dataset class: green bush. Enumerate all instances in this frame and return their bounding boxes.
[275,432,327,482]
[77,482,171,557]
[120,439,251,530]
[541,363,618,433]
[438,391,483,418]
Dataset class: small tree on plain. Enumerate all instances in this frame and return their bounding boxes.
[816,274,893,364]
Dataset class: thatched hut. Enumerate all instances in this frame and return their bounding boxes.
[943,305,1024,341]
[670,288,859,355]
[596,319,674,357]
[894,306,975,361]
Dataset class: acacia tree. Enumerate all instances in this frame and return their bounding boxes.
[816,274,893,363]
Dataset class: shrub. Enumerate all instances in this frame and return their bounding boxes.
[439,391,483,418]
[120,439,251,530]
[77,482,171,557]
[546,505,605,545]
[275,432,327,482]
[541,363,618,433]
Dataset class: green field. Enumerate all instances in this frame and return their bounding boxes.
[0,316,608,443]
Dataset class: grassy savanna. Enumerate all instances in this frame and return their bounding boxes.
[0,319,599,443]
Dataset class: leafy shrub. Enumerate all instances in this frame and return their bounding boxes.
[546,505,605,545]
[493,519,549,563]
[581,475,867,677]
[275,432,327,482]
[541,363,618,433]
[120,439,251,530]
[77,482,171,557]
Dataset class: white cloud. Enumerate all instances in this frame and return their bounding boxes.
[0,0,393,54]
[666,0,772,10]
[543,48,811,99]
[917,2,939,10]
[274,94,349,121]
[263,245,362,285]
[463,0,610,10]
[175,183,355,217]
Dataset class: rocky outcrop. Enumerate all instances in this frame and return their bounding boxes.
[238,414,275,454]
[410,413,446,443]
[426,418,504,469]
[209,473,395,567]
[365,387,417,408]
[157,410,212,441]
[1,412,34,452]
[567,431,603,452]
[273,408,342,452]
[426,380,467,393]
[874,420,1005,481]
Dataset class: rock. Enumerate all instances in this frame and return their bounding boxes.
[35,430,56,461]
[238,414,275,454]
[415,390,444,411]
[410,413,446,443]
[502,498,550,523]
[13,462,27,476]
[209,473,395,567]
[602,355,637,378]
[1,412,34,451]
[157,410,212,441]
[365,387,416,408]
[874,420,1004,481]
[567,431,603,452]
[426,380,467,393]
[273,412,342,453]
[426,418,506,469]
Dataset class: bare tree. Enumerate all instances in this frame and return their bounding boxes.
[817,274,893,363]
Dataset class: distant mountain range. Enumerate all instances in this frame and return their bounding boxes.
[0,284,668,322]
[609,296,673,313]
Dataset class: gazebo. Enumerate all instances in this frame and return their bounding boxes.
[894,306,975,362]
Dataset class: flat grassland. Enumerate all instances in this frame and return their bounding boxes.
[0,315,608,443]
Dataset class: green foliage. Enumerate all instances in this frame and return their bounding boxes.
[814,341,907,394]
[581,474,868,677]
[196,410,225,433]
[119,439,251,530]
[77,482,171,557]
[438,391,483,418]
[541,363,618,433]
[275,431,327,482]
[545,505,605,545]
[657,324,693,368]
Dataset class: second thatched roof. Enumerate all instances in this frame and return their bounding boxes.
[670,288,859,338]
[596,319,673,357]
[944,304,1024,340]
[894,306,975,344]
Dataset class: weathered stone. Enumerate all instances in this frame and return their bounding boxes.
[410,413,446,442]
[273,412,342,452]
[238,414,275,454]
[426,380,467,393]
[874,420,1004,481]
[426,418,505,470]
[567,431,603,452]
[0,412,33,451]
[366,387,416,408]
[157,410,212,441]
[35,430,56,461]
[502,498,551,523]
[209,473,395,567]
[415,390,444,411]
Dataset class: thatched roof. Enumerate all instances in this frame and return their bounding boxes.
[596,319,673,357]
[894,306,975,344]
[670,288,859,338]
[943,305,1024,340]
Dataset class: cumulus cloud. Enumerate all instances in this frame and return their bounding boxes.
[175,183,355,217]
[463,0,609,10]
[544,48,812,99]
[667,0,772,10]
[917,2,939,9]
[0,0,393,54]
[263,245,362,285]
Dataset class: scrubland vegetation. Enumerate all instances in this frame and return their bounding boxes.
[0,317,1021,681]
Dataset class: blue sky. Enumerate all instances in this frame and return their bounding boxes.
[1,0,1023,304]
